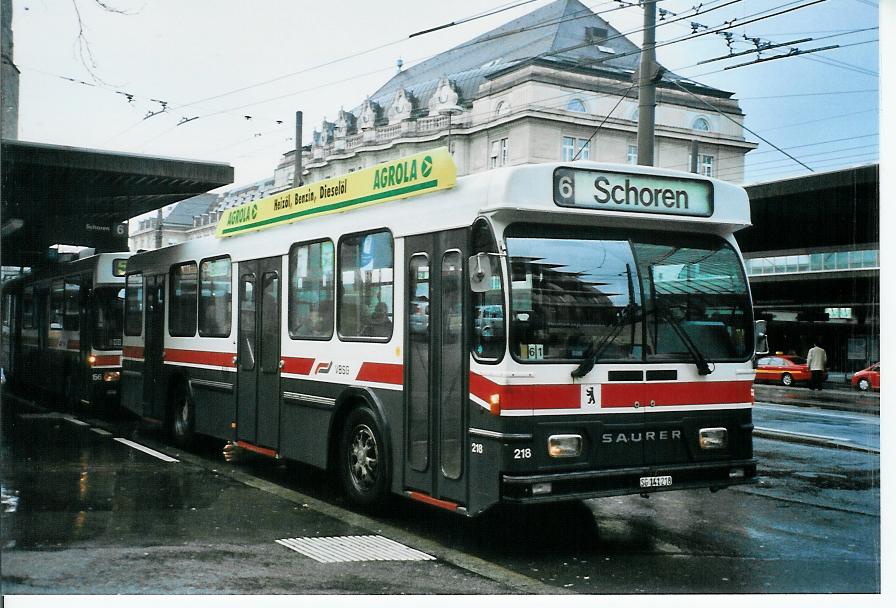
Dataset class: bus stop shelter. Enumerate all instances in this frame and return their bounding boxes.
[1,139,234,269]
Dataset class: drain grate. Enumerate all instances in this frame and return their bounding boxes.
[276,535,435,563]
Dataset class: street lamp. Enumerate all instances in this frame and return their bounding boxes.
[439,105,462,155]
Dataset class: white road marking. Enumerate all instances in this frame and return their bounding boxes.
[113,438,179,462]
[61,415,89,427]
[90,427,113,436]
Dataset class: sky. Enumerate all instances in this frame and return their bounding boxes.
[9,0,881,190]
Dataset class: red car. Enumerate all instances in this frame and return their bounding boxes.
[755,354,812,387]
[851,363,880,392]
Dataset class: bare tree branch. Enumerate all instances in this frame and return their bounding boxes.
[70,0,139,84]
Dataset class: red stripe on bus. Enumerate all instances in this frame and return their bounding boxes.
[282,356,314,375]
[90,355,121,367]
[601,381,753,408]
[236,441,278,459]
[469,372,580,410]
[408,491,459,512]
[356,362,403,385]
[123,345,144,359]
[163,348,236,368]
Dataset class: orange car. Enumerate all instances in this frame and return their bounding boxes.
[755,354,812,387]
[851,363,880,392]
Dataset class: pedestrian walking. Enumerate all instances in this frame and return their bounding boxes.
[807,339,827,391]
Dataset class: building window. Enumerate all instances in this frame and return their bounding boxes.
[562,136,575,161]
[693,117,711,131]
[745,248,880,276]
[566,98,587,113]
[495,101,509,117]
[169,261,198,337]
[562,137,591,161]
[338,230,393,340]
[289,239,335,340]
[627,144,638,165]
[577,138,590,160]
[124,273,143,336]
[198,256,232,338]
[700,154,714,177]
[490,138,508,168]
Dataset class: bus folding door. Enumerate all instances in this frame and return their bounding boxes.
[403,229,468,507]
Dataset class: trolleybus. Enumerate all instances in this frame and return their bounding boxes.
[120,148,761,516]
[2,252,131,410]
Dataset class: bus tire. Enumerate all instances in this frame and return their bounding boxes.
[64,373,78,410]
[169,382,195,449]
[338,406,390,508]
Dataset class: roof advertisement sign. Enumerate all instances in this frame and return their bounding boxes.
[553,167,713,218]
[217,147,456,238]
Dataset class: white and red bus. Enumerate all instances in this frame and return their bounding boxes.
[2,252,131,410]
[121,148,760,516]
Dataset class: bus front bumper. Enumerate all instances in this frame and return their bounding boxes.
[501,458,757,503]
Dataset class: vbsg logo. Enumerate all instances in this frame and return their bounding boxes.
[553,168,576,206]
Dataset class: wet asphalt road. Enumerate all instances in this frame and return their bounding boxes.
[0,389,881,595]
[754,401,880,450]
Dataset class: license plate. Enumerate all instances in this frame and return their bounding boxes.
[639,475,672,488]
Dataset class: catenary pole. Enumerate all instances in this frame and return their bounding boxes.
[637,0,659,166]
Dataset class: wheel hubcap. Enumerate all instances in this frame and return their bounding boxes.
[349,424,378,491]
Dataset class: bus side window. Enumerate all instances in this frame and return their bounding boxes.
[338,230,393,341]
[124,273,143,336]
[63,275,81,331]
[289,239,334,340]
[22,286,34,329]
[198,256,232,338]
[169,261,198,337]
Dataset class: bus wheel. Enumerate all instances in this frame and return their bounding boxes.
[64,374,78,410]
[781,373,793,387]
[339,406,390,508]
[170,383,195,449]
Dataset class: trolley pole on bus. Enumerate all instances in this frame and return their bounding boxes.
[637,0,661,167]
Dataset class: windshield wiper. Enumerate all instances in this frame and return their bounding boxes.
[645,262,712,376]
[571,303,638,378]
[572,263,639,379]
[657,308,713,376]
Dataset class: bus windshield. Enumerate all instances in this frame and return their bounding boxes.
[94,287,124,350]
[505,224,752,364]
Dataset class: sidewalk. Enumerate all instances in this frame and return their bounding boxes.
[752,382,879,414]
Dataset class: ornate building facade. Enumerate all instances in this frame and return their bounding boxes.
[281,0,756,187]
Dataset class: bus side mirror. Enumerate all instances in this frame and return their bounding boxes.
[754,319,768,355]
[468,253,498,293]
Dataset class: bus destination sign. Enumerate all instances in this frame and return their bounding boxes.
[553,167,713,217]
[217,147,457,238]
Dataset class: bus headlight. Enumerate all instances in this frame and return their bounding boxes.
[103,371,120,382]
[548,434,582,458]
[699,427,728,449]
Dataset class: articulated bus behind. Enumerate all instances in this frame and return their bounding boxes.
[121,150,762,516]
[1,253,130,410]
